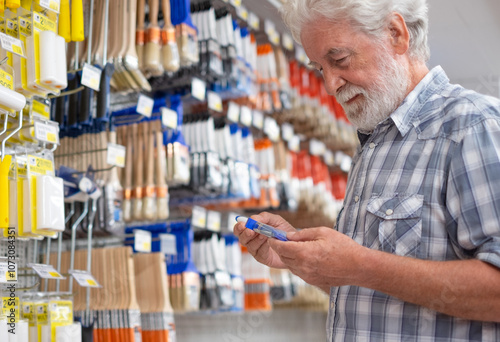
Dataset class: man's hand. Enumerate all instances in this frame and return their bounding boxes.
[233,212,297,269]
[268,227,367,290]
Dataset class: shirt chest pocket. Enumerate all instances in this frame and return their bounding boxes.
[366,194,424,257]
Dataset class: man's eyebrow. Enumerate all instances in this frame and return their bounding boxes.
[324,48,352,57]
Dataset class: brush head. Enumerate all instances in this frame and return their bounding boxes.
[157,196,169,220]
[132,198,144,221]
[142,196,158,221]
[123,199,132,222]
[161,43,180,73]
[145,42,163,76]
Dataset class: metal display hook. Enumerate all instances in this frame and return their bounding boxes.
[57,202,75,292]
[85,198,98,315]
[69,200,89,294]
[1,110,23,161]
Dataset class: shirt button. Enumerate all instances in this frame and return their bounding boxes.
[369,142,376,149]
[385,209,394,216]
[354,196,359,203]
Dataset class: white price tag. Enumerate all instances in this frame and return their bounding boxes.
[340,155,353,173]
[206,210,221,232]
[191,77,206,101]
[288,135,300,152]
[136,94,154,117]
[0,32,25,57]
[237,6,248,20]
[309,139,325,156]
[160,234,177,255]
[264,117,278,139]
[230,0,241,7]
[34,120,60,145]
[192,206,207,228]
[270,32,280,46]
[264,20,276,39]
[295,47,307,64]
[227,102,240,123]
[324,150,335,166]
[161,107,178,129]
[282,33,294,51]
[28,263,65,279]
[240,106,252,127]
[281,123,294,142]
[134,230,152,253]
[81,63,102,91]
[0,262,17,283]
[252,111,264,130]
[207,91,223,112]
[39,0,60,13]
[68,270,101,288]
[106,143,126,168]
[248,12,260,30]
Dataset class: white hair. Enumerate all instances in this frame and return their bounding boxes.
[281,0,430,62]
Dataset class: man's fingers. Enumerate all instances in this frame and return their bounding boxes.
[252,212,296,232]
[286,227,331,242]
[268,239,298,259]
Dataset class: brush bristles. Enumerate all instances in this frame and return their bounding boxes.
[123,199,132,222]
[142,196,158,221]
[132,198,143,221]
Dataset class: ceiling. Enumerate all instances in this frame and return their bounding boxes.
[242,0,500,97]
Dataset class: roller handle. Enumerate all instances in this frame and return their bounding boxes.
[67,73,80,129]
[59,0,71,42]
[55,95,66,129]
[96,63,114,121]
[71,0,85,42]
[79,85,93,126]
[5,0,20,9]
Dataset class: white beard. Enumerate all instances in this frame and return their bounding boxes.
[335,50,410,133]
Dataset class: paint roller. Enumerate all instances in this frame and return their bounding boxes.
[0,84,27,113]
[39,30,68,89]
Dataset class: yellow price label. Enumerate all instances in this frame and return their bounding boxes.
[32,100,50,119]
[12,45,22,55]
[86,279,97,286]
[90,78,99,89]
[143,242,151,251]
[48,271,61,278]
[116,156,125,166]
[3,297,19,323]
[7,271,16,281]
[0,69,14,90]
[47,133,56,143]
[49,0,59,11]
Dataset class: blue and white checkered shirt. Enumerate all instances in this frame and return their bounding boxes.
[330,66,500,341]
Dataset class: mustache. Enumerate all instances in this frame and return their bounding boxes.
[335,84,367,105]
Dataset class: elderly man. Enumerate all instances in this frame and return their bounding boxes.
[234,0,500,341]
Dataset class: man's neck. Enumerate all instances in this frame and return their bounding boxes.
[407,61,430,98]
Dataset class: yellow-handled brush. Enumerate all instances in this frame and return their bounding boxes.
[0,155,12,229]
[59,0,71,42]
[5,0,20,9]
[71,0,85,42]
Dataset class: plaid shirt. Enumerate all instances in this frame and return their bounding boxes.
[330,66,500,342]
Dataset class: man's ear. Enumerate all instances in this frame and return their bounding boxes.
[388,12,410,55]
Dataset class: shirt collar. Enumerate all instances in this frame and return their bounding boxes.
[390,66,450,137]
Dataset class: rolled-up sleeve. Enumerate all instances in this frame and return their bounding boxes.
[447,118,500,268]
